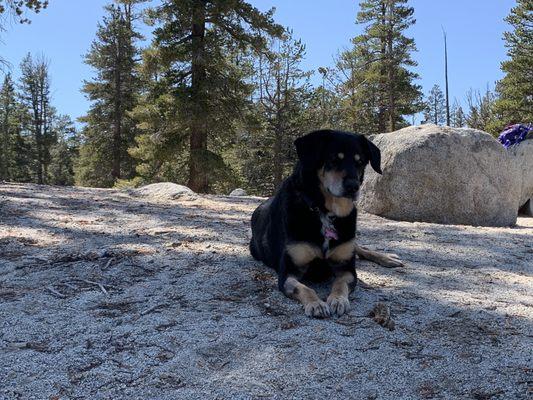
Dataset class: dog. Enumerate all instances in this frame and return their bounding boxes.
[250,129,403,318]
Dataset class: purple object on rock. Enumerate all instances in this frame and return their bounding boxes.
[498,124,532,148]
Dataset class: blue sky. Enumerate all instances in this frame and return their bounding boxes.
[0,0,514,125]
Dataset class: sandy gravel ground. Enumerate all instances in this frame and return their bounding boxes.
[0,182,531,400]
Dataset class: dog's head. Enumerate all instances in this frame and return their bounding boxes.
[294,130,382,200]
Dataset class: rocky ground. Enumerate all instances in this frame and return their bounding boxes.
[0,182,531,400]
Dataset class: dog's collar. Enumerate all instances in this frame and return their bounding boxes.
[300,192,320,212]
[300,191,345,223]
[303,191,340,242]
[300,192,323,214]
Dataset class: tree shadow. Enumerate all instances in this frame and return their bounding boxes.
[1,183,531,399]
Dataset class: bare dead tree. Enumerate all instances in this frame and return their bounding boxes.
[442,27,450,126]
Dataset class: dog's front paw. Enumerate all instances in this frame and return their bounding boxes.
[327,295,350,317]
[304,300,330,318]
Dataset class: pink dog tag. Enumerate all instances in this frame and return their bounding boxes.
[324,227,338,241]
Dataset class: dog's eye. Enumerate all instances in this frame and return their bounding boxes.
[337,153,344,160]
[354,154,361,162]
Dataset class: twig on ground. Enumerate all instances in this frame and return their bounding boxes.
[78,279,109,295]
[140,303,167,316]
[46,286,66,298]
[62,282,77,290]
[104,257,115,269]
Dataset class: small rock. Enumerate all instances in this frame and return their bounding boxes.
[229,188,247,196]
[130,182,196,200]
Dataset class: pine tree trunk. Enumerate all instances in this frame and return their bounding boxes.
[387,65,396,132]
[40,77,49,185]
[188,0,208,193]
[112,29,123,182]
[0,107,8,180]
[0,143,5,181]
[273,127,283,194]
[350,65,358,132]
[272,64,283,194]
[36,132,43,184]
[386,5,396,132]
[112,105,122,181]
[377,2,387,133]
[34,103,43,185]
[434,97,438,124]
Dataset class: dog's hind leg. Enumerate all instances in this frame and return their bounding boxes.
[354,243,404,268]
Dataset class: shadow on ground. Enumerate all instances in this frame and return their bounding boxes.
[0,182,531,400]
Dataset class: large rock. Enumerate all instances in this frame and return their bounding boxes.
[359,125,522,227]
[130,182,196,200]
[508,139,533,213]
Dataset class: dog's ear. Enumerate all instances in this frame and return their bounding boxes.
[364,136,382,174]
[294,130,330,170]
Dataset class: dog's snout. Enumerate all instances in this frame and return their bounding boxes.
[344,178,360,194]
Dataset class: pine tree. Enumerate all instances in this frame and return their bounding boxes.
[465,88,497,133]
[134,0,283,193]
[345,0,423,133]
[10,127,33,182]
[18,53,55,184]
[49,115,78,186]
[333,49,377,133]
[76,1,142,187]
[0,0,48,24]
[450,99,465,128]
[303,67,344,131]
[0,74,18,180]
[492,0,533,131]
[424,84,446,125]
[0,1,49,66]
[243,31,311,194]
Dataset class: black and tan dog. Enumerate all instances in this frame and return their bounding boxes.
[250,129,403,318]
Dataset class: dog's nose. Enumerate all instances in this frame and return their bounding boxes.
[344,178,360,194]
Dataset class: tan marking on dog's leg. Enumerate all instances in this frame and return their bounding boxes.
[286,242,322,266]
[326,239,356,263]
[327,271,354,317]
[283,276,330,318]
[354,243,404,268]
